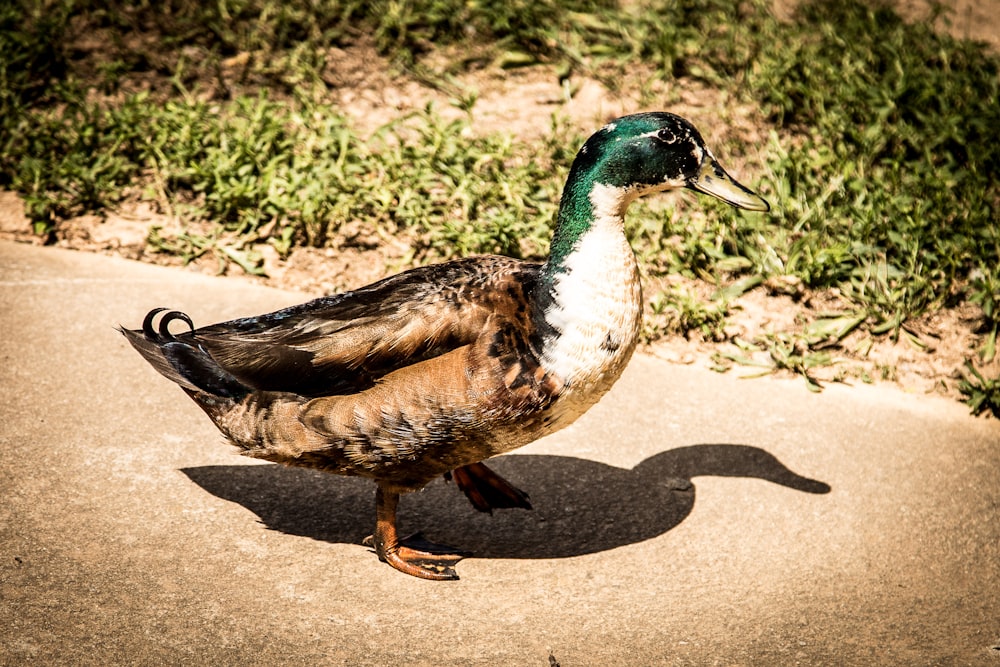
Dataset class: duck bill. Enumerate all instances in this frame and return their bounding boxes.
[687,156,770,212]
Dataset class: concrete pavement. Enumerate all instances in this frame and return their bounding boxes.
[1,240,998,665]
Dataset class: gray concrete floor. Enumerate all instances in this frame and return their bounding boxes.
[2,241,998,665]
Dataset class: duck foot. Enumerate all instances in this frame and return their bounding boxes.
[366,485,469,581]
[363,532,469,580]
[446,461,532,514]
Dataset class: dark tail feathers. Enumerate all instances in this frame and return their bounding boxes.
[120,308,248,399]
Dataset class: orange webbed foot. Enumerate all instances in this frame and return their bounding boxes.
[367,485,469,581]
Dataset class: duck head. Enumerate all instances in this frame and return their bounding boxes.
[574,111,768,209]
[548,112,769,266]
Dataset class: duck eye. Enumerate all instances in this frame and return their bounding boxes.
[656,128,678,143]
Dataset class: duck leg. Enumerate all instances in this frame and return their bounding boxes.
[369,484,467,581]
[447,462,533,514]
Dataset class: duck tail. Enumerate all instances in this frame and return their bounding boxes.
[119,308,249,400]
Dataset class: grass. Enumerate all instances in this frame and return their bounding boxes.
[1,0,999,412]
[4,92,563,265]
[959,361,1000,418]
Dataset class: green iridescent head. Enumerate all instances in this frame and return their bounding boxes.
[548,112,768,268]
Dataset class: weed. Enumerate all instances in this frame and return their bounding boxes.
[3,99,146,234]
[959,361,1000,418]
[644,285,729,342]
[969,269,1000,362]
[0,2,72,118]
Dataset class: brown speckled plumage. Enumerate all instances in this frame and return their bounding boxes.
[176,256,566,489]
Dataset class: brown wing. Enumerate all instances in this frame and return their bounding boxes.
[178,255,543,397]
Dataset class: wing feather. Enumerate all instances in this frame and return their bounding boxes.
[178,255,541,397]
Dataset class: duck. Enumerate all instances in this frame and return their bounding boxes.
[120,112,769,580]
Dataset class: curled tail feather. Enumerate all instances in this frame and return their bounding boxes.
[120,308,248,399]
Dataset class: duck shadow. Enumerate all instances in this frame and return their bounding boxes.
[181,444,830,560]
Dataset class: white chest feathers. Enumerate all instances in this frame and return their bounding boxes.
[538,215,643,393]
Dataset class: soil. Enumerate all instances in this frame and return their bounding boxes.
[2,0,998,405]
